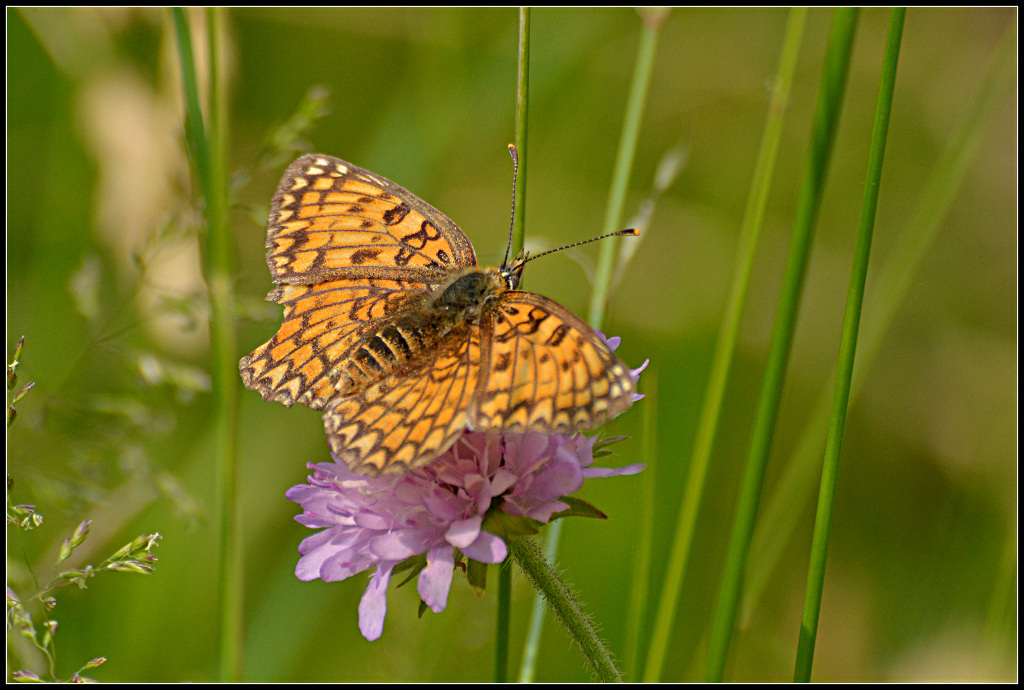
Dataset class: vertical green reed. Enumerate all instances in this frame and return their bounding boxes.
[511,7,530,262]
[587,8,668,330]
[642,8,807,681]
[493,13,528,679]
[704,8,858,681]
[171,7,243,682]
[793,8,905,681]
[517,8,666,682]
[624,373,658,681]
[496,10,530,682]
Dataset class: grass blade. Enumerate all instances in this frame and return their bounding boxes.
[703,8,859,680]
[172,7,242,681]
[793,8,905,681]
[642,8,808,680]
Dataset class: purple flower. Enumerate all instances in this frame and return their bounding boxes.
[287,430,645,641]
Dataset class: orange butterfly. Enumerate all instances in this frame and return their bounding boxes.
[240,153,637,475]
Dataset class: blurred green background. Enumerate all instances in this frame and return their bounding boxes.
[6,7,1016,682]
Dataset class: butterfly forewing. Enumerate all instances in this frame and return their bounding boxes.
[266,155,476,286]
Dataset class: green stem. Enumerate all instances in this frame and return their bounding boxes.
[172,7,242,681]
[497,9,529,683]
[510,538,622,682]
[642,8,807,680]
[171,9,210,205]
[625,372,657,680]
[518,10,665,681]
[587,8,667,330]
[704,8,858,681]
[794,8,905,681]
[510,7,530,263]
[495,558,513,683]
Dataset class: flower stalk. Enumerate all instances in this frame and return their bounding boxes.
[510,537,622,683]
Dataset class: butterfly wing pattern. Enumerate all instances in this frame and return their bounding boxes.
[473,291,636,434]
[240,154,637,475]
[239,155,475,410]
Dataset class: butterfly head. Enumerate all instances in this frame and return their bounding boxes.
[500,249,528,290]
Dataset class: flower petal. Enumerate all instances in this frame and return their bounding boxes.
[460,530,507,564]
[358,563,395,641]
[418,545,455,613]
[446,516,482,549]
[582,463,646,478]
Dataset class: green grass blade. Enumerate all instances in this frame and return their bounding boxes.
[624,372,657,681]
[793,8,905,682]
[587,8,668,330]
[518,10,666,682]
[510,7,530,264]
[642,8,808,681]
[498,11,530,682]
[495,557,513,682]
[703,8,859,681]
[739,17,1019,630]
[171,9,210,205]
[172,7,242,681]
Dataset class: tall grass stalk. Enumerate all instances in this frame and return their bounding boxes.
[739,18,1019,629]
[587,8,667,329]
[496,9,530,683]
[793,8,905,681]
[642,8,807,680]
[703,8,859,681]
[171,7,243,681]
[624,372,658,680]
[517,9,666,682]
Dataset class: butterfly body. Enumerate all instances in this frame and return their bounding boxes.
[331,266,504,397]
[241,154,636,475]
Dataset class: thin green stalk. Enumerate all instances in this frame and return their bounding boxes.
[739,18,1018,629]
[510,538,622,682]
[172,7,242,681]
[642,8,807,681]
[624,372,657,681]
[510,7,530,263]
[587,8,668,330]
[495,558,513,683]
[793,8,905,682]
[983,521,1017,656]
[519,10,665,682]
[171,9,210,204]
[497,8,529,683]
[704,9,858,681]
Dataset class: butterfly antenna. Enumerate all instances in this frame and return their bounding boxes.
[503,143,519,269]
[512,229,640,271]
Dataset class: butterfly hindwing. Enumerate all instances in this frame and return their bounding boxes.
[239,277,426,410]
[470,291,635,434]
[322,326,482,475]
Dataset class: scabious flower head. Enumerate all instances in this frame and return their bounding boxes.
[287,430,644,641]
[287,335,649,641]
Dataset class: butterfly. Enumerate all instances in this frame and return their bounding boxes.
[239,152,638,475]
